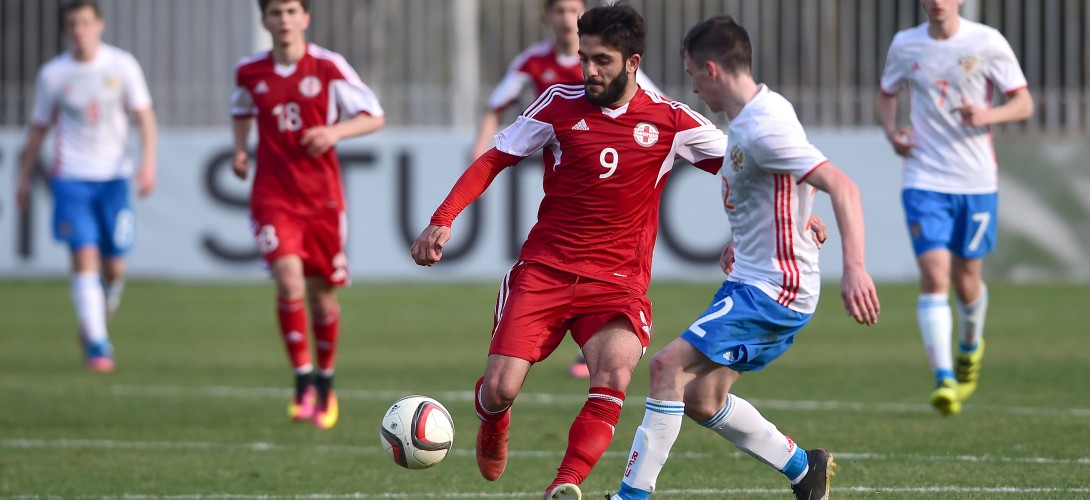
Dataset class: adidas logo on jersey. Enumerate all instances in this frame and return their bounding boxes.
[571,119,589,131]
[255,80,270,94]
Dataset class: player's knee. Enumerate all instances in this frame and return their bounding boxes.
[918,272,948,294]
[480,374,519,408]
[647,350,682,384]
[307,294,338,318]
[274,273,305,299]
[590,366,632,392]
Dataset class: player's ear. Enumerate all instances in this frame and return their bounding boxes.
[627,53,641,75]
[704,60,720,81]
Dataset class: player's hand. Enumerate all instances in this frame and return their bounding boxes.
[806,215,828,249]
[951,96,990,127]
[301,126,339,157]
[411,225,451,267]
[719,240,735,275]
[232,151,249,180]
[840,265,880,326]
[887,128,915,157]
[135,165,157,197]
[15,177,31,212]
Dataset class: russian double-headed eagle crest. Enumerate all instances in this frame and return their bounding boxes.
[958,55,979,76]
[729,144,745,172]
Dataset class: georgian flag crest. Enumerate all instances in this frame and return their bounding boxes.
[633,122,659,147]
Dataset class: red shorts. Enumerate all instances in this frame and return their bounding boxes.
[251,205,349,286]
[490,261,653,363]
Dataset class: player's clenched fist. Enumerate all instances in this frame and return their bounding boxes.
[411,225,451,267]
[232,150,249,180]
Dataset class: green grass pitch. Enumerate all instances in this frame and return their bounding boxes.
[1,281,1088,498]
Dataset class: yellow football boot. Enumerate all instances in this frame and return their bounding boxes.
[955,340,985,401]
[930,378,961,416]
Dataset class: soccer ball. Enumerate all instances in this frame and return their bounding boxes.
[380,395,455,469]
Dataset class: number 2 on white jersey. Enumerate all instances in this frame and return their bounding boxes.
[599,147,619,178]
[273,102,303,132]
[967,211,990,252]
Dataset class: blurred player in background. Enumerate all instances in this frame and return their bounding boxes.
[471,0,662,379]
[609,15,879,500]
[877,0,1033,416]
[16,0,158,373]
[231,0,385,429]
[413,5,725,499]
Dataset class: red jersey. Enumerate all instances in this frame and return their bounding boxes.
[488,41,584,112]
[433,85,726,292]
[231,44,384,212]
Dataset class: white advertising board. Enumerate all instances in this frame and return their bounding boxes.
[0,127,916,283]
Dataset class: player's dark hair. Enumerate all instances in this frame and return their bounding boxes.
[258,0,310,15]
[61,0,101,20]
[577,3,646,61]
[681,15,752,74]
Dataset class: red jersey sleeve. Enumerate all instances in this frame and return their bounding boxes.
[430,149,523,227]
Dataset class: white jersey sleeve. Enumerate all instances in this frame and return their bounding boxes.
[675,123,726,168]
[488,70,532,111]
[985,30,1028,93]
[879,32,910,94]
[30,68,57,127]
[230,85,255,118]
[120,53,152,111]
[325,52,385,118]
[750,127,828,179]
[493,115,555,157]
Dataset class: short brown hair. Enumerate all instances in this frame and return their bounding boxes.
[681,15,752,74]
[577,3,646,61]
[258,0,310,14]
[61,0,101,21]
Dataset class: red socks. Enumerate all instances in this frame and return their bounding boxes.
[314,307,340,374]
[550,386,625,488]
[276,298,311,371]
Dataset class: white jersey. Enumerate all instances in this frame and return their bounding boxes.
[880,19,1027,194]
[723,86,826,314]
[31,44,152,180]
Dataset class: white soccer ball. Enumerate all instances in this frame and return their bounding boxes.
[380,395,455,469]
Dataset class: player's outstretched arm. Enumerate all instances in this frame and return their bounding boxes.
[16,125,49,211]
[231,118,253,180]
[876,92,914,158]
[803,163,880,326]
[301,113,385,158]
[410,149,523,267]
[133,107,158,197]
